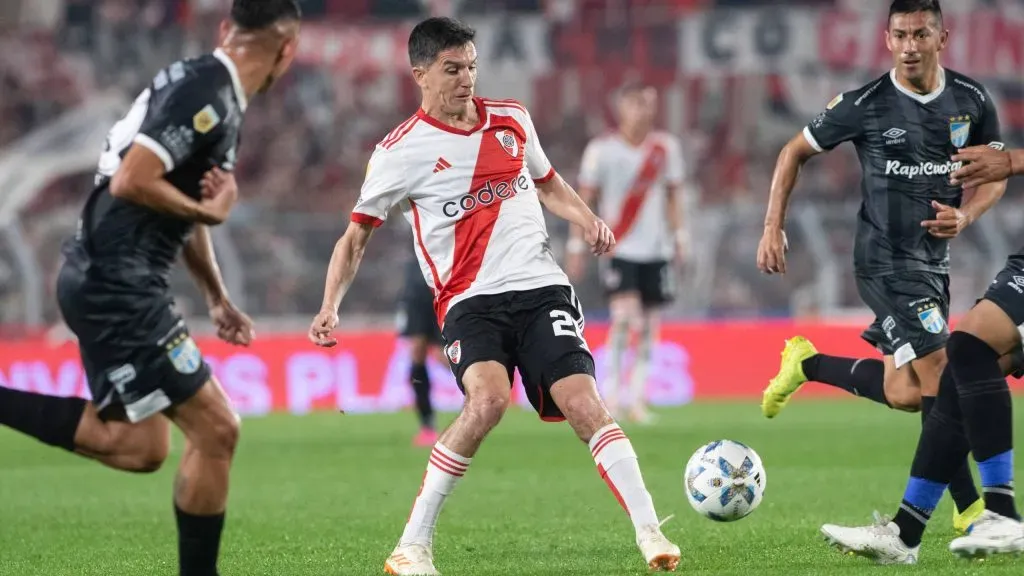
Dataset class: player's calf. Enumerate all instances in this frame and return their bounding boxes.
[167,378,241,576]
[549,370,679,570]
[0,387,170,473]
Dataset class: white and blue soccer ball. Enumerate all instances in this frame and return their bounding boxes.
[683,439,766,522]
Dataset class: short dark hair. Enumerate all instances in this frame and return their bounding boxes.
[231,0,301,31]
[408,17,476,68]
[888,0,942,26]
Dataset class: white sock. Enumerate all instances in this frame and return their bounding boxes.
[398,443,470,547]
[606,321,628,406]
[627,324,653,408]
[589,423,660,532]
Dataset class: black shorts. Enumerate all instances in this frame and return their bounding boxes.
[440,285,595,421]
[55,259,210,423]
[603,257,673,306]
[857,271,950,368]
[981,255,1024,328]
[398,287,442,344]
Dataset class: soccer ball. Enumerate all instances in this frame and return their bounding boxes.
[683,439,766,522]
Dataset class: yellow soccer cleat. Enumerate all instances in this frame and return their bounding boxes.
[762,336,818,419]
[953,498,985,536]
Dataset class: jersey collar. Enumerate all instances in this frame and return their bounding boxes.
[889,67,946,105]
[214,48,248,113]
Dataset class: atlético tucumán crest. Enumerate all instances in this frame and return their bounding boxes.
[949,115,971,148]
[494,130,519,158]
[917,302,947,335]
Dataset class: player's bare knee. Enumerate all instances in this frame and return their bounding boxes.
[886,385,921,412]
[463,391,508,431]
[130,440,170,473]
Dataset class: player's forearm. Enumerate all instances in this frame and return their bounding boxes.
[764,147,805,229]
[666,184,684,236]
[537,175,597,229]
[1012,149,1024,176]
[320,228,369,313]
[110,177,220,224]
[182,225,229,307]
[961,180,1008,226]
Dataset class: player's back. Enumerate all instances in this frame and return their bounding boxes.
[578,131,684,262]
[353,97,568,325]
[804,68,1002,276]
[66,49,246,296]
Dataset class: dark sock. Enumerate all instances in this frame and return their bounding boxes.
[922,394,981,513]
[410,362,434,430]
[0,387,86,451]
[948,332,1019,520]
[801,355,889,406]
[895,366,972,548]
[1007,346,1024,378]
[175,504,224,576]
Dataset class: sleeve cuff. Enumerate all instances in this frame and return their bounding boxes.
[802,126,824,153]
[351,212,384,227]
[533,167,556,184]
[133,134,175,172]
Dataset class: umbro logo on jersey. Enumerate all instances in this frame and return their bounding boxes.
[882,127,907,145]
[433,157,452,173]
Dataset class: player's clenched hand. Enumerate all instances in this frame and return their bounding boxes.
[309,309,340,347]
[921,200,968,239]
[756,226,788,275]
[198,168,238,224]
[585,218,615,255]
[209,300,254,346]
[950,146,1012,189]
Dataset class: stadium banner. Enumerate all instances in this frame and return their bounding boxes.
[2,321,1022,416]
[678,8,1024,77]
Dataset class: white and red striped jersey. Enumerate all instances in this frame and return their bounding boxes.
[352,97,570,326]
[578,132,685,262]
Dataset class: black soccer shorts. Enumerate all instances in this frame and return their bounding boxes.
[857,270,950,368]
[980,255,1024,329]
[56,260,211,423]
[440,285,595,421]
[397,278,442,344]
[602,257,674,307]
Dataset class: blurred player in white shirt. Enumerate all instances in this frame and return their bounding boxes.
[567,83,687,424]
[309,17,681,575]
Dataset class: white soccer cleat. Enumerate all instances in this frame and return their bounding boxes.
[384,543,440,575]
[636,525,681,571]
[949,510,1024,559]
[820,512,919,565]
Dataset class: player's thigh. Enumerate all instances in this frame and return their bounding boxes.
[880,355,922,411]
[965,257,1024,355]
[516,286,596,422]
[855,272,949,371]
[638,260,674,309]
[165,376,240,459]
[441,302,516,397]
[909,347,947,397]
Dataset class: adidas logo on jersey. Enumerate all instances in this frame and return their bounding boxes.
[442,173,531,218]
[433,157,451,173]
[884,159,964,180]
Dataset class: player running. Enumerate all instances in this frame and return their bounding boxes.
[309,17,681,575]
[397,255,444,447]
[566,82,687,424]
[819,136,1024,564]
[756,0,1009,534]
[0,2,300,574]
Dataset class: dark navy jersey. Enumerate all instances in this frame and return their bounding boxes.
[804,68,1004,276]
[67,49,246,295]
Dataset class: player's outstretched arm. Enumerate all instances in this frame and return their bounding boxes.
[564,184,599,278]
[309,221,375,347]
[757,132,820,274]
[536,175,614,255]
[111,146,234,225]
[951,146,1024,189]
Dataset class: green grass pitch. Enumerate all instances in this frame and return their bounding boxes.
[1,399,1022,575]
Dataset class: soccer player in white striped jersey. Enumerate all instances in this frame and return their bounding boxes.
[566,82,688,424]
[309,17,680,575]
